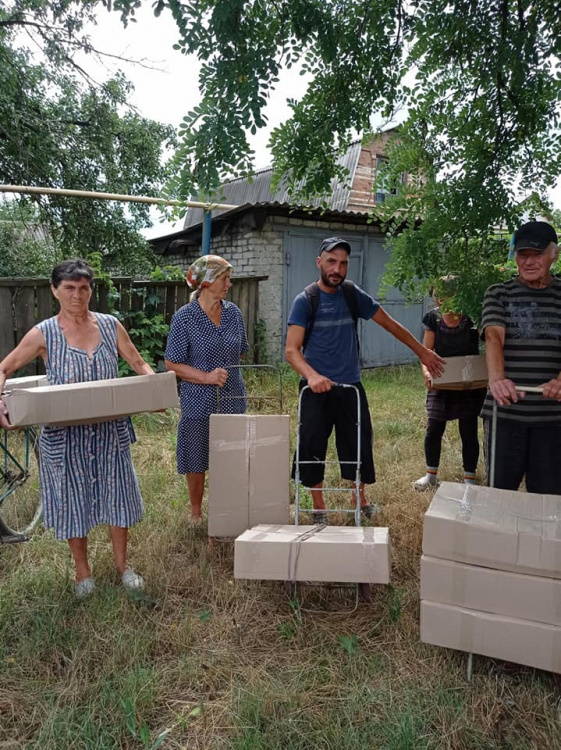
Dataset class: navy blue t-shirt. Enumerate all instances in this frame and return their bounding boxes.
[288,284,379,383]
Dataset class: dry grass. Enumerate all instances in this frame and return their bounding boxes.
[1,365,560,749]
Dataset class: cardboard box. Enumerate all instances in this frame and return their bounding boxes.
[420,600,561,674]
[208,415,290,537]
[3,372,179,426]
[421,556,561,627]
[423,482,561,579]
[3,375,49,392]
[430,354,488,390]
[234,524,391,584]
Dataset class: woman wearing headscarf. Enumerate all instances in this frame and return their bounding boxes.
[164,255,249,524]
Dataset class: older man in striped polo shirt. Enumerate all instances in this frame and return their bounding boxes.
[482,220,561,493]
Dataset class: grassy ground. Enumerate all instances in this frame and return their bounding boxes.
[1,365,560,749]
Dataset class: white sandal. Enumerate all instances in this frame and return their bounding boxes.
[121,569,145,592]
[75,577,95,598]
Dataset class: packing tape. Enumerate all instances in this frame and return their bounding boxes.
[461,358,475,382]
[211,435,286,452]
[458,604,477,653]
[440,485,560,524]
[247,417,257,528]
[450,485,474,564]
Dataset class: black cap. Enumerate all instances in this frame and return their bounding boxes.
[513,221,558,253]
[319,236,351,254]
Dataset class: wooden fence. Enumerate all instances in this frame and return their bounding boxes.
[0,275,267,375]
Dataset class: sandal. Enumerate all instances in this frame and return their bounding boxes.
[121,569,145,592]
[75,577,95,599]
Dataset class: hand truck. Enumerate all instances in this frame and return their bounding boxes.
[289,383,372,611]
[465,384,542,680]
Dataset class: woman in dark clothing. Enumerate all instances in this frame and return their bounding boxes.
[413,277,486,490]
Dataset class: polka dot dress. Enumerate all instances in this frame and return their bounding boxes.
[165,300,249,473]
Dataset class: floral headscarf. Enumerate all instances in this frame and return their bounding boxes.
[186,255,233,290]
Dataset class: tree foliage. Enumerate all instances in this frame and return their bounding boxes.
[134,0,561,308]
[4,0,561,303]
[0,0,176,273]
[0,201,58,276]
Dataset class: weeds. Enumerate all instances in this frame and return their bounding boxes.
[1,365,560,748]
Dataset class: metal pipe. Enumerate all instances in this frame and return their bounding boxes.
[202,209,213,254]
[0,184,238,211]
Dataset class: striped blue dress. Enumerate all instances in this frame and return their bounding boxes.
[37,314,143,540]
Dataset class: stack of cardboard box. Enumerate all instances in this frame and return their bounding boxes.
[421,482,561,673]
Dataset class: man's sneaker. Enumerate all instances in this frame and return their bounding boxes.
[412,475,438,491]
[310,510,328,525]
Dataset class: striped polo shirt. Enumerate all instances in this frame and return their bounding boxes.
[481,276,561,423]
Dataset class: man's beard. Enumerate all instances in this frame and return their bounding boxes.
[320,269,344,288]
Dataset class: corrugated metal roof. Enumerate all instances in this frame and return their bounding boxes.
[183,139,363,230]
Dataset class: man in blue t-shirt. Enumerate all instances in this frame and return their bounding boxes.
[285,236,444,523]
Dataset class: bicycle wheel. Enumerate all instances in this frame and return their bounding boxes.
[0,427,42,537]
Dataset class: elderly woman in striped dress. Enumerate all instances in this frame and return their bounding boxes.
[0,259,153,598]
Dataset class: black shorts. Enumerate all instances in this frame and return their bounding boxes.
[484,418,561,494]
[292,381,375,487]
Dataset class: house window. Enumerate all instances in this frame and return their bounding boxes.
[374,156,402,203]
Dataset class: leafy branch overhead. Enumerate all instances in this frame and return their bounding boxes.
[0,0,176,271]
[4,0,561,299]
[118,0,561,306]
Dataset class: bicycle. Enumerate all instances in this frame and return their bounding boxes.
[0,426,42,543]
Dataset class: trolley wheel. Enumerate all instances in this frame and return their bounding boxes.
[358,583,372,603]
[0,427,42,539]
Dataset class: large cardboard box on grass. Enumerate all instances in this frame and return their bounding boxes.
[208,414,290,537]
[423,482,561,579]
[234,524,391,584]
[3,375,49,392]
[430,354,488,390]
[421,556,561,627]
[420,600,561,674]
[2,372,179,427]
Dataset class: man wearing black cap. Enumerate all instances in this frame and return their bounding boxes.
[285,236,444,523]
[482,220,561,492]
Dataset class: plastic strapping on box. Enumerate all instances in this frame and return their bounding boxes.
[287,525,325,582]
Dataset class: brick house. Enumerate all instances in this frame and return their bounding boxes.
[149,129,427,366]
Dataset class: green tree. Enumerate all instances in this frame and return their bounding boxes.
[0,0,176,273]
[5,0,561,307]
[145,0,561,312]
[0,201,58,276]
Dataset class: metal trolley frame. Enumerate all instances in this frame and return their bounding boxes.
[290,383,372,611]
[465,384,542,680]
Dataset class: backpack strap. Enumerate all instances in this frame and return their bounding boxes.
[302,280,360,354]
[302,282,320,351]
